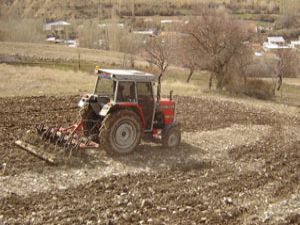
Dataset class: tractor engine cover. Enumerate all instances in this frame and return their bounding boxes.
[158,99,175,125]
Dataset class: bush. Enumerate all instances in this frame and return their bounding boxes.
[242,79,274,100]
[275,15,300,30]
[226,78,275,100]
[270,28,300,40]
[227,0,279,14]
[257,14,276,23]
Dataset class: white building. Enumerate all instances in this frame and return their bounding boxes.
[98,23,124,29]
[290,40,300,49]
[133,30,155,36]
[263,36,291,51]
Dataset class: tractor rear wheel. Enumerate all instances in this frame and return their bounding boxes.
[99,110,142,155]
[162,126,181,148]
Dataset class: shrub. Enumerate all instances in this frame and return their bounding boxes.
[257,14,276,23]
[274,15,300,30]
[226,77,275,100]
[270,28,300,40]
[242,79,274,100]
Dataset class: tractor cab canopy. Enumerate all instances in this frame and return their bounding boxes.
[94,68,156,102]
[96,69,156,82]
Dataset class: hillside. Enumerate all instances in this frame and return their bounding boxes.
[0,0,99,19]
[0,0,279,20]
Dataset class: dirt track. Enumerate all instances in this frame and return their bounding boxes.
[0,95,299,225]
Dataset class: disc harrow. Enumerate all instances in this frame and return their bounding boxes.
[15,120,99,164]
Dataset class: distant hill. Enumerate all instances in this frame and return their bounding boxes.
[0,0,280,20]
[0,0,99,20]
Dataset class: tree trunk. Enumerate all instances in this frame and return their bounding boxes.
[216,73,223,90]
[277,75,283,91]
[78,52,81,71]
[186,68,194,83]
[209,74,213,90]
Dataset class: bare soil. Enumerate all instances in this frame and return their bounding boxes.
[0,95,299,225]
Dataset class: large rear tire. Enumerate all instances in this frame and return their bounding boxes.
[99,110,142,155]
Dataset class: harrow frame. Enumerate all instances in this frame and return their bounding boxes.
[15,119,100,164]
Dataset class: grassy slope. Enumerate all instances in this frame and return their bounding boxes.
[0,42,299,111]
[0,42,146,67]
[0,64,95,96]
[0,63,207,97]
[0,41,210,96]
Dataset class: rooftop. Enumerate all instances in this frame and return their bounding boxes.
[268,36,285,43]
[43,20,71,31]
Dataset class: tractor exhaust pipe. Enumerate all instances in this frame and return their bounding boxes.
[157,73,162,103]
[169,90,173,101]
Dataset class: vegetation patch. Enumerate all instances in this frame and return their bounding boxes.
[242,79,275,100]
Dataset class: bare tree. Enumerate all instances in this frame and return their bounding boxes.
[145,36,173,76]
[275,49,299,91]
[228,44,254,85]
[145,35,174,101]
[185,57,197,83]
[177,37,198,83]
[182,9,252,90]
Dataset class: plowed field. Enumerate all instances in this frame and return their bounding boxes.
[0,95,299,225]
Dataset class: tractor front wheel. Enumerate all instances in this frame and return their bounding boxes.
[162,126,181,148]
[99,110,142,155]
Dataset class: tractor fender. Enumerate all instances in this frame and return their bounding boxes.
[162,121,181,134]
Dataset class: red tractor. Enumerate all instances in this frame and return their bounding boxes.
[16,68,181,161]
[80,68,181,154]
